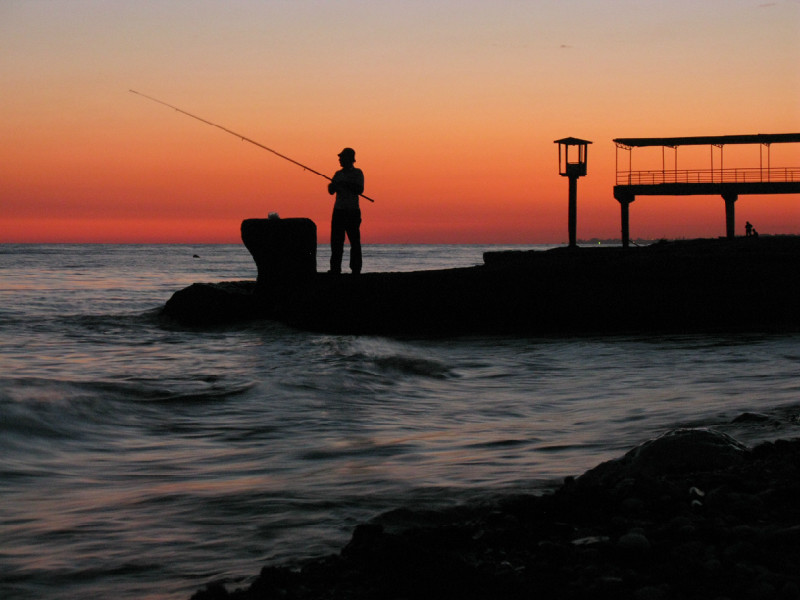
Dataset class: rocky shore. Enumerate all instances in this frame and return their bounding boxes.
[163,233,800,335]
[191,428,800,600]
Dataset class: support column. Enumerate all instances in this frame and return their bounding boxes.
[722,192,737,239]
[615,190,635,249]
[568,176,578,248]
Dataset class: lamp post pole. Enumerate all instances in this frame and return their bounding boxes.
[554,137,592,249]
[568,174,578,248]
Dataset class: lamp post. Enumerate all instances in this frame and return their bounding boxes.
[555,137,592,248]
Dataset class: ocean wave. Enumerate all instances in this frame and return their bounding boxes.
[0,376,257,441]
[718,405,800,445]
[77,376,257,405]
[0,379,117,442]
[1,311,163,342]
[317,336,454,379]
[63,312,152,331]
[126,381,257,405]
[371,354,451,378]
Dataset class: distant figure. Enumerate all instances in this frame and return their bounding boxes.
[752,228,759,238]
[745,221,753,237]
[328,147,364,275]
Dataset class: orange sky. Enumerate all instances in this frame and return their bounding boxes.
[2,1,798,244]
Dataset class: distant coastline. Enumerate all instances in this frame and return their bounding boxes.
[577,233,797,246]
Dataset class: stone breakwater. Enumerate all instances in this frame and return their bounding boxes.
[163,235,800,335]
[191,428,800,600]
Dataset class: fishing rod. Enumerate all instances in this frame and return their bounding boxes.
[129,89,375,203]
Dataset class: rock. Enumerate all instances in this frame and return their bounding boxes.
[576,428,748,490]
[162,281,261,325]
[189,436,800,599]
[634,586,669,600]
[778,582,800,600]
[748,581,777,599]
[241,217,316,288]
[190,581,228,599]
[618,531,651,552]
[732,412,771,424]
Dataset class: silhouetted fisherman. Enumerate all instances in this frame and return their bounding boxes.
[328,147,364,275]
[746,221,753,237]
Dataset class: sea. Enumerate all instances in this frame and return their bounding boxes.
[2,243,800,600]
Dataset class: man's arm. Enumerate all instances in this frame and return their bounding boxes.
[329,169,364,196]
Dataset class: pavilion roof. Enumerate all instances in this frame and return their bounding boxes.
[613,133,800,148]
[554,137,593,145]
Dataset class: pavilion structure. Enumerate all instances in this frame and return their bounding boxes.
[613,133,800,247]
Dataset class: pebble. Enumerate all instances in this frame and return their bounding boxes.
[618,531,651,552]
[634,585,668,600]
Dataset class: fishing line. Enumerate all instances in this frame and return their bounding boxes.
[129,89,375,203]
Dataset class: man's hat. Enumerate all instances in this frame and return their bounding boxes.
[338,147,356,161]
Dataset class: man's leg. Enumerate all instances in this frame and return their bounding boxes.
[346,210,362,274]
[330,210,345,274]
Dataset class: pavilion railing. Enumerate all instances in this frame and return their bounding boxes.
[616,167,800,186]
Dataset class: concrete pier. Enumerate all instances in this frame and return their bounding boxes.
[163,234,800,335]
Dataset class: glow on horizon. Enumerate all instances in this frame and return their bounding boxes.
[2,1,798,244]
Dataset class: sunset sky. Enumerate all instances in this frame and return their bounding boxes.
[2,0,798,243]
